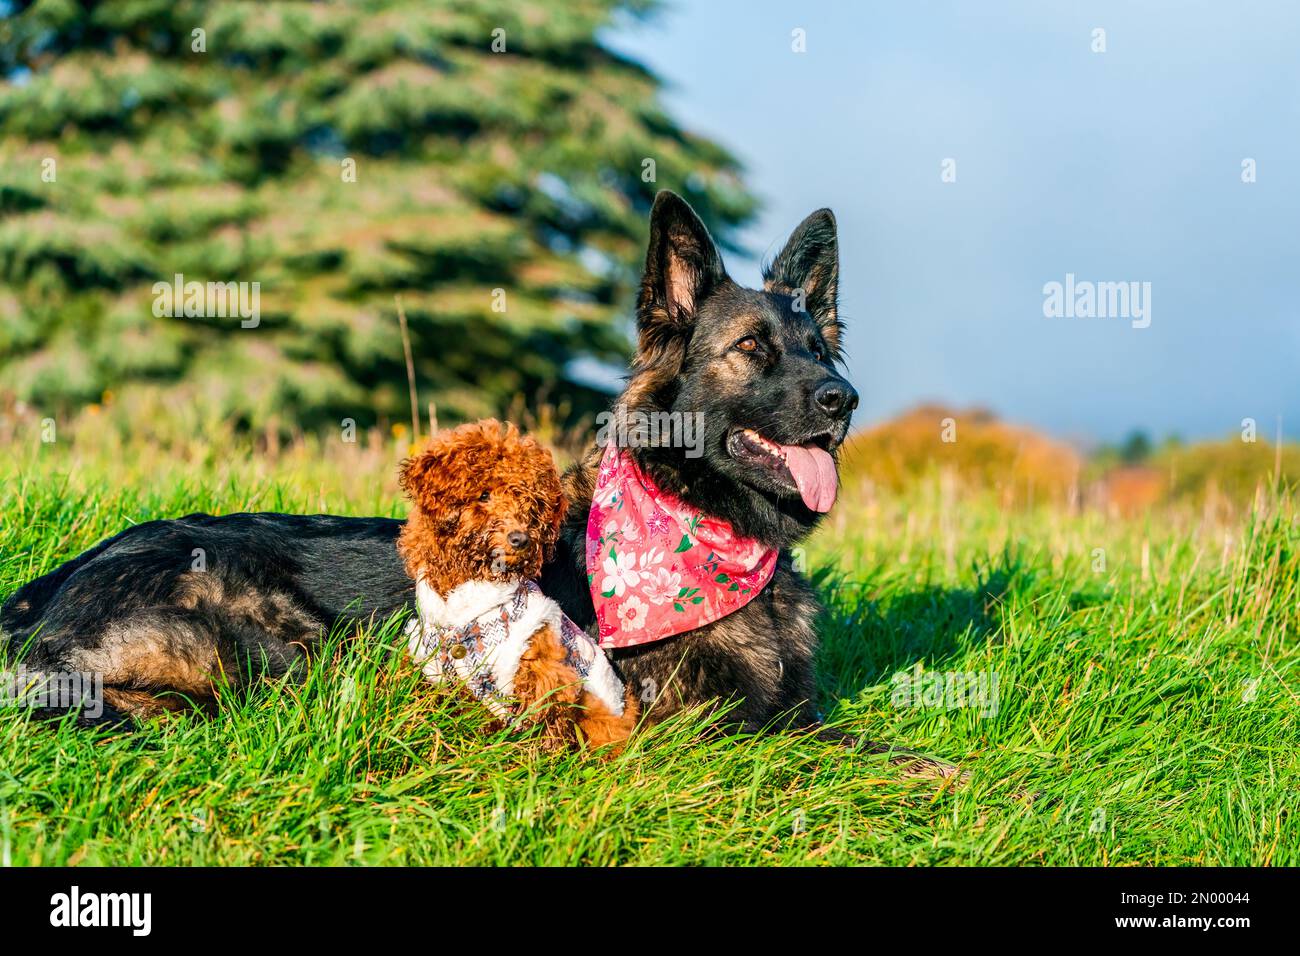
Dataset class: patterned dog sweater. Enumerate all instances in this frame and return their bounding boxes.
[405,577,627,722]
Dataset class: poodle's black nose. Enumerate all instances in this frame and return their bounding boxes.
[507,531,530,550]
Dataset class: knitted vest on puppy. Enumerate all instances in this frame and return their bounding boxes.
[405,578,626,722]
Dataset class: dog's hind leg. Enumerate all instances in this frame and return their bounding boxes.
[60,607,231,718]
[172,573,326,688]
[61,605,320,720]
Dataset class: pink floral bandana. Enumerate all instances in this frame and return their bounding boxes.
[585,444,779,649]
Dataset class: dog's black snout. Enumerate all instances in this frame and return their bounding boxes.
[814,380,858,418]
[507,531,530,550]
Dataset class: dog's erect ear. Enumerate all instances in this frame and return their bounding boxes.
[637,190,727,336]
[763,208,842,354]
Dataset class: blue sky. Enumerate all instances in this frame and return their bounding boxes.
[605,0,1300,444]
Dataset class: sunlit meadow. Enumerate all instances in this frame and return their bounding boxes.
[1,417,1296,865]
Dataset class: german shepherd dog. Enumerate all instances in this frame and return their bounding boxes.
[4,192,942,766]
[539,191,856,735]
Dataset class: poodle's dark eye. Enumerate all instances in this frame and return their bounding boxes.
[735,336,759,353]
[478,490,491,502]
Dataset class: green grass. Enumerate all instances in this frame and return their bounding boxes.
[1,435,1297,865]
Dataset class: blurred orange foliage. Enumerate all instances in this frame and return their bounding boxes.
[838,404,1082,509]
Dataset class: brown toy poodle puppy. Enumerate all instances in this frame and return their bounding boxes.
[398,419,638,751]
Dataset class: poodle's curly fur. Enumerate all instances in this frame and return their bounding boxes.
[398,419,564,592]
[398,419,638,752]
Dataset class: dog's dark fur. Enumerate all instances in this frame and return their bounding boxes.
[3,191,858,737]
[2,514,412,719]
[541,191,858,733]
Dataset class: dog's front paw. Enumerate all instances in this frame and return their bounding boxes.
[810,726,968,784]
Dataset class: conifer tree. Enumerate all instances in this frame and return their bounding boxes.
[0,0,754,432]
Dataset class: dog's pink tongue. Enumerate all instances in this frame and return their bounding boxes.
[779,444,838,513]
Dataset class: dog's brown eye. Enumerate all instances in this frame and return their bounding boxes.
[735,337,759,353]
[478,490,491,502]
